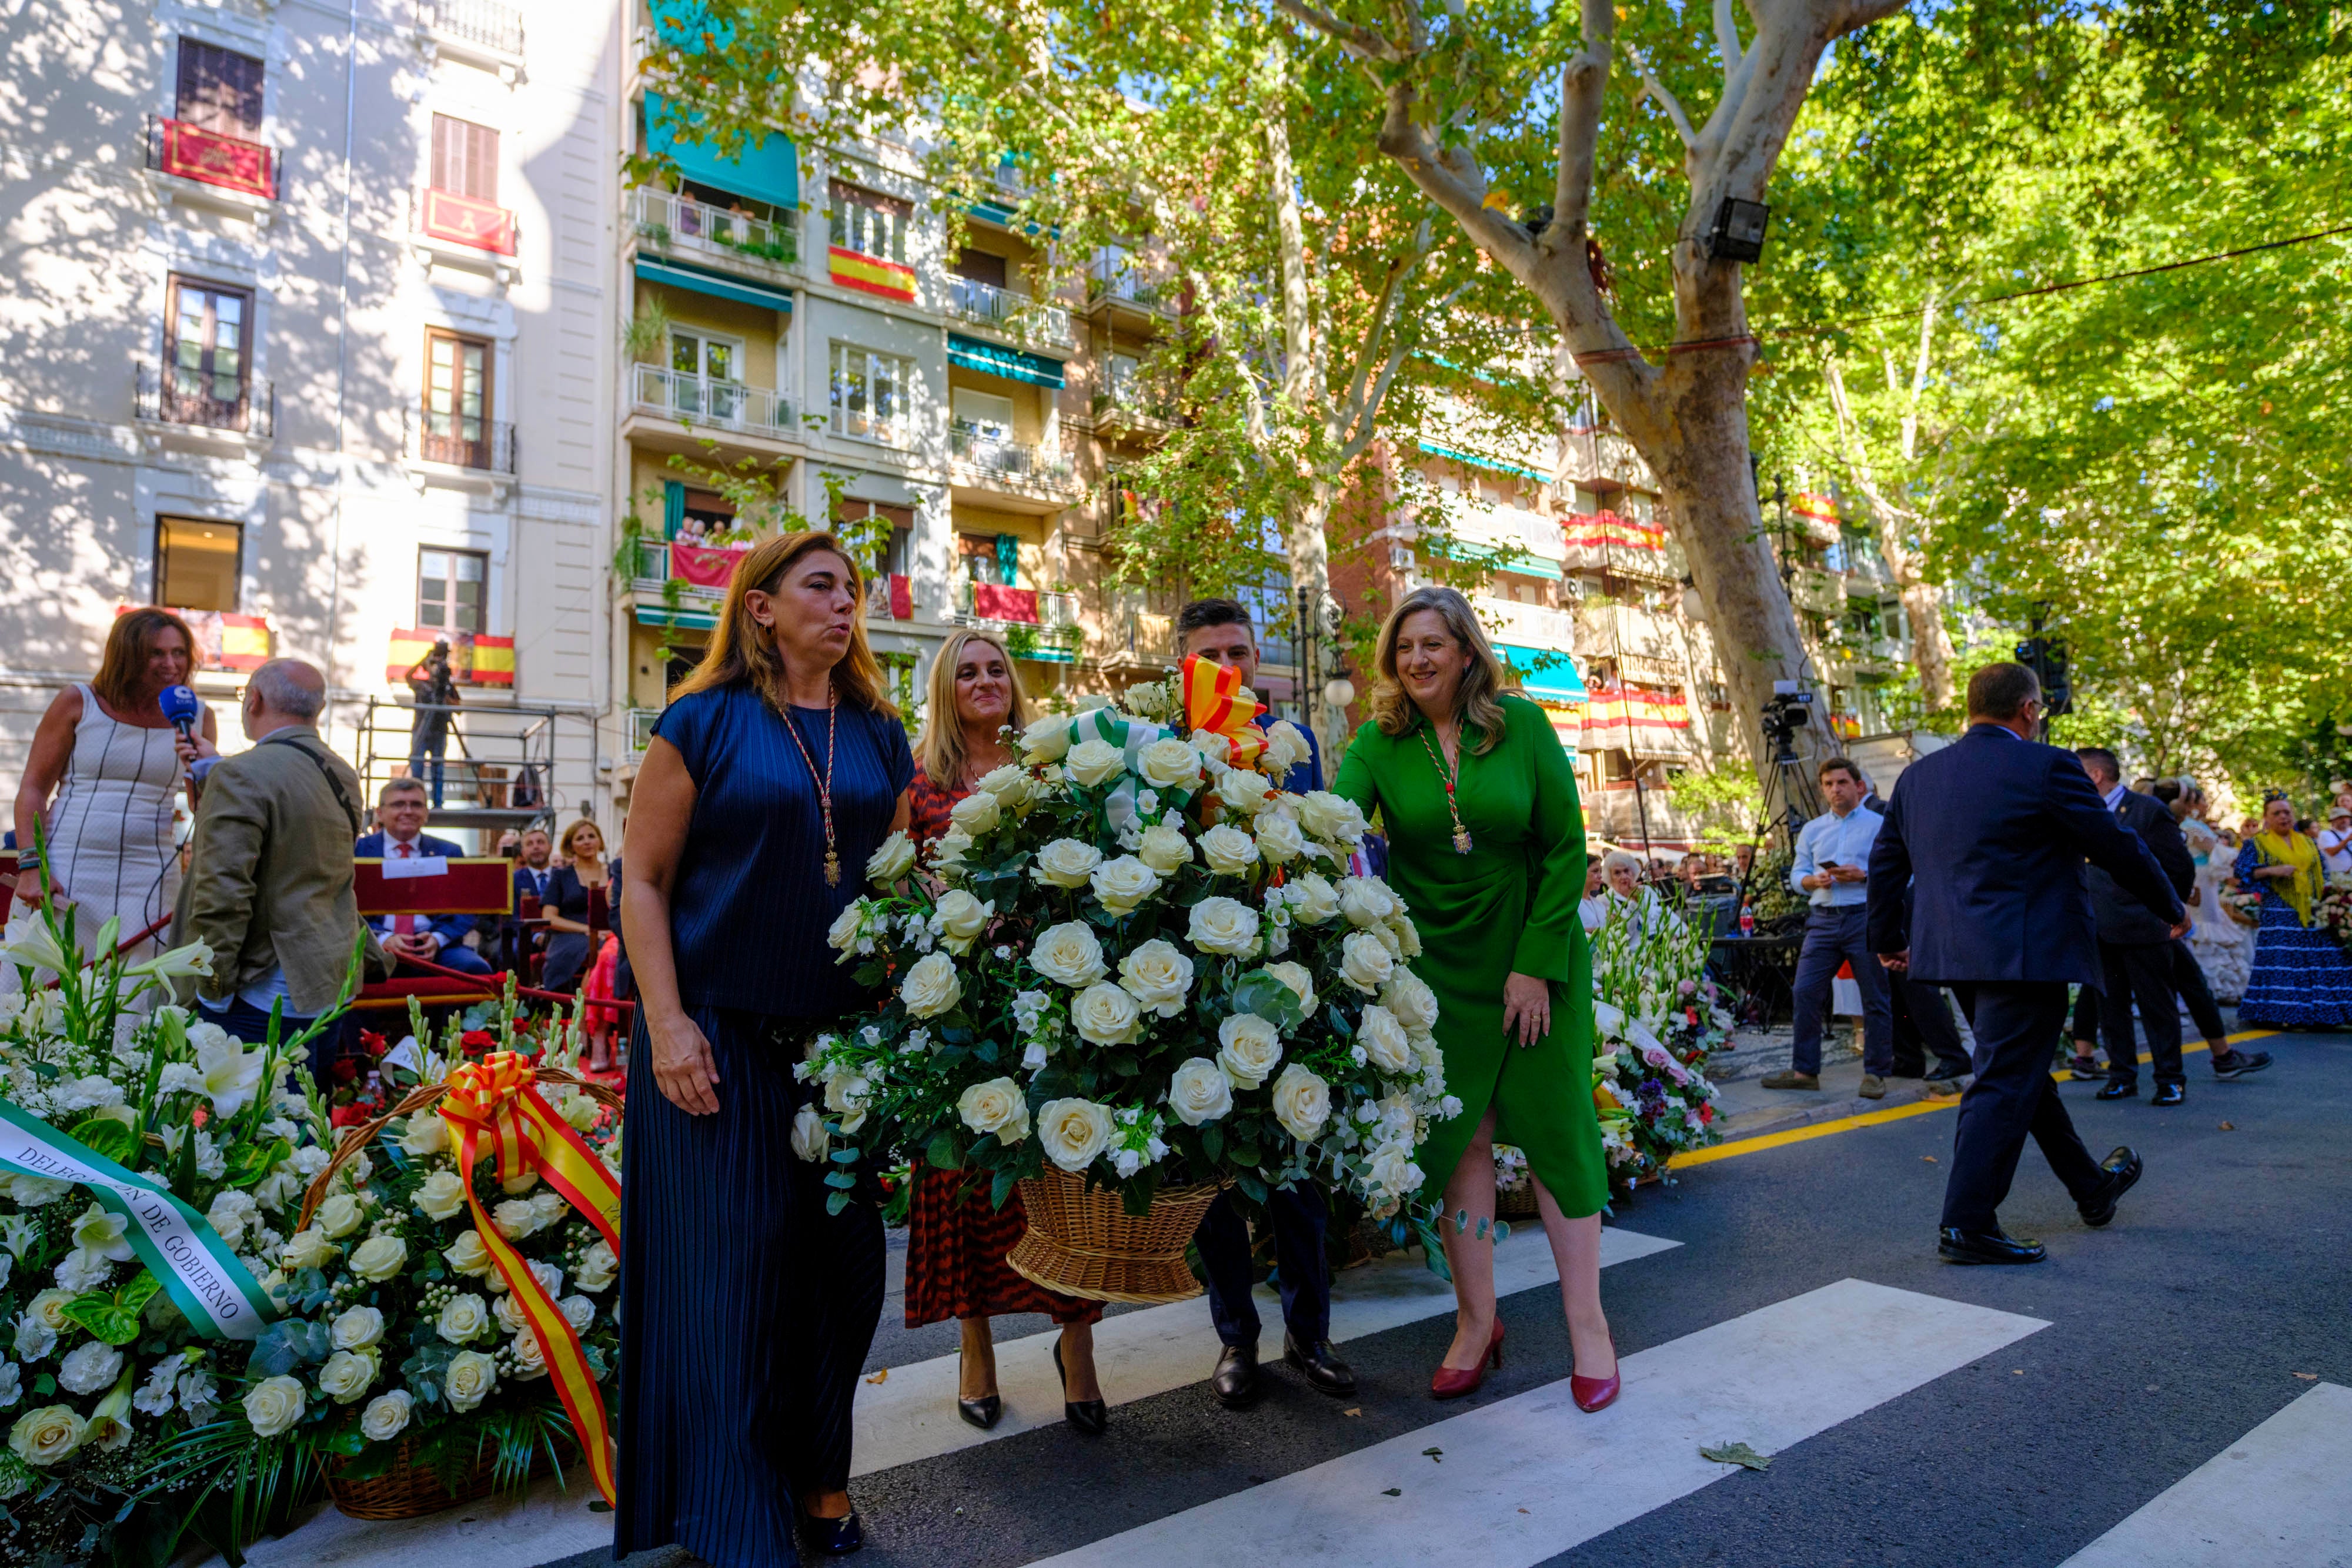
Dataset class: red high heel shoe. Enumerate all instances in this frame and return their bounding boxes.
[1571,1331,1619,1413]
[1429,1320,1504,1400]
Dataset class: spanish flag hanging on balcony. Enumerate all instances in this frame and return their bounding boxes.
[1579,685,1692,753]
[119,606,272,672]
[829,245,916,302]
[385,628,517,687]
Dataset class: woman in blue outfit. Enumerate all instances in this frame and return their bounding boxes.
[618,531,914,1563]
[2233,794,2352,1029]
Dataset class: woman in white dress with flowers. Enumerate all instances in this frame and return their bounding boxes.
[2181,812,2253,1002]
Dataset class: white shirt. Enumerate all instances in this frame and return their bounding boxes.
[2320,827,2352,876]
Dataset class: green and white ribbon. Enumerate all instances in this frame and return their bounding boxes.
[1050,707,1172,832]
[0,1098,275,1340]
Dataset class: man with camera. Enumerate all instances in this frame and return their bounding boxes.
[1764,756,1896,1098]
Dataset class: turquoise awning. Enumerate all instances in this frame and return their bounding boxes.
[644,91,799,212]
[634,257,793,314]
[1418,438,1546,482]
[1425,534,1562,580]
[633,604,717,631]
[947,333,1067,388]
[1498,643,1588,701]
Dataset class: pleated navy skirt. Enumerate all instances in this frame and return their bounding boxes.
[616,1005,886,1567]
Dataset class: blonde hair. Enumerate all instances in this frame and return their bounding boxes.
[95,607,198,711]
[559,819,605,860]
[917,630,1031,791]
[670,531,897,718]
[1367,586,1515,754]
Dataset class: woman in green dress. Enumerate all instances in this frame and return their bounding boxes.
[1333,586,1618,1410]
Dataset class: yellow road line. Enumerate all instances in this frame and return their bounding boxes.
[1674,1029,2278,1172]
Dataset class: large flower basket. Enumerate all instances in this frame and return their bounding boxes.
[1004,1167,1225,1303]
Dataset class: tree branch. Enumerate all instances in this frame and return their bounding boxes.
[1622,45,1700,154]
[1712,0,1745,77]
[1271,0,1402,62]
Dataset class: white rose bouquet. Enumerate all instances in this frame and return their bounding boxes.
[805,676,1448,1222]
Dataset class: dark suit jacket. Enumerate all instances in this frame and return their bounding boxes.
[355,830,480,950]
[1865,724,2184,987]
[512,862,556,907]
[2089,790,2196,946]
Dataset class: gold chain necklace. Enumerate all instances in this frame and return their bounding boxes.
[781,686,841,887]
[1416,721,1473,855]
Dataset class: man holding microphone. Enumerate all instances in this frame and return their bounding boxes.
[1763,756,1895,1099]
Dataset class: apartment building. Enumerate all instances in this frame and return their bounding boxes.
[0,0,626,842]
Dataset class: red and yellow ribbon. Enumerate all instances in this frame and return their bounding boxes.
[1180,654,1267,768]
[439,1054,623,1506]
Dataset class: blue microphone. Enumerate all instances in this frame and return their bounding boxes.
[159,684,203,743]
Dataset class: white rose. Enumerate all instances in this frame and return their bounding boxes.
[574,1241,619,1293]
[443,1231,495,1279]
[1214,766,1271,817]
[1265,720,1312,771]
[1190,729,1233,765]
[509,1325,550,1381]
[203,1189,255,1248]
[899,952,964,1019]
[242,1375,306,1438]
[360,1389,413,1442]
[331,1304,386,1351]
[825,902,866,954]
[957,1077,1031,1145]
[866,830,918,885]
[26,1292,73,1335]
[413,1169,469,1222]
[790,1104,830,1163]
[397,1113,449,1158]
[318,1349,377,1405]
[975,762,1031,801]
[443,1349,497,1413]
[528,1192,568,1234]
[57,1340,123,1397]
[1035,1099,1114,1172]
[931,890,993,952]
[1289,872,1341,924]
[1065,738,1126,787]
[1167,1058,1234,1126]
[494,1291,530,1335]
[1216,1013,1285,1088]
[1033,838,1103,889]
[1269,1063,1332,1144]
[1136,737,1201,790]
[559,1295,596,1333]
[1391,917,1424,958]
[1340,931,1396,992]
[1019,715,1072,763]
[1198,824,1259,877]
[491,1199,536,1241]
[948,790,1002,835]
[1136,820,1194,874]
[1254,813,1305,864]
[348,1235,407,1283]
[313,1192,366,1241]
[1358,1004,1414,1072]
[1298,791,1368,844]
[1265,960,1316,1013]
[823,1071,872,1134]
[9,1405,86,1466]
[1031,921,1108,987]
[1367,1142,1425,1200]
[437,1292,491,1344]
[280,1228,337,1272]
[1382,971,1439,1031]
[1089,855,1162,915]
[1338,876,1399,927]
[1071,981,1144,1045]
[1117,939,1195,1017]
[1187,897,1261,957]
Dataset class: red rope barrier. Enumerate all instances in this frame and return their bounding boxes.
[390,950,637,1015]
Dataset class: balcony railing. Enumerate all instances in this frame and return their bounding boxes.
[953,577,1079,630]
[951,424,1071,484]
[831,404,909,446]
[418,0,524,55]
[405,406,517,473]
[945,276,1075,349]
[630,363,797,439]
[415,186,517,255]
[1088,257,1169,312]
[628,539,726,603]
[633,187,797,273]
[146,115,275,200]
[1442,496,1568,569]
[1574,603,1683,664]
[1474,594,1579,651]
[134,361,273,437]
[625,706,660,755]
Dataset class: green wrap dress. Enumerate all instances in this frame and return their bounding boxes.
[1333,693,1608,1218]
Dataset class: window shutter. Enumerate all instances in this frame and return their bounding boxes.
[467,120,498,204]
[176,42,264,136]
[430,115,499,201]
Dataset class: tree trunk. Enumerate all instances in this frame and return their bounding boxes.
[1288,480,1347,768]
[1896,575,1957,711]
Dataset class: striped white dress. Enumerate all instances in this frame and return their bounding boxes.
[40,684,184,959]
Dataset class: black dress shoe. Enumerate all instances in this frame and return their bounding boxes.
[1211,1342,1262,1408]
[2096,1078,2139,1100]
[1925,1061,1972,1084]
[2211,1049,2273,1079]
[956,1392,1002,1430]
[1283,1333,1358,1397]
[2077,1145,2143,1228]
[1938,1226,2047,1265]
[799,1509,865,1556]
[2151,1081,2185,1106]
[1051,1338,1108,1435]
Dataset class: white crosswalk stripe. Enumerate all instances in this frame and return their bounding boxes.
[2057,1382,2352,1568]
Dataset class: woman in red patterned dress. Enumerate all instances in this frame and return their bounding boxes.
[904,630,1109,1433]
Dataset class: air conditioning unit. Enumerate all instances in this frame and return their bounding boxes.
[1389,545,1414,569]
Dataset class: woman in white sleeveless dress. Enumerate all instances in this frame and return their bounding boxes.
[9,609,217,959]
[2181,814,2254,1002]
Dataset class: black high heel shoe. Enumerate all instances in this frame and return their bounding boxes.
[956,1351,1003,1431]
[797,1506,865,1556]
[1052,1336,1108,1435]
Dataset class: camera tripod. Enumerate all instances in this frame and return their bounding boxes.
[1730,732,1823,912]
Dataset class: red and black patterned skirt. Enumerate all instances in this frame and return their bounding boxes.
[903,1164,1104,1328]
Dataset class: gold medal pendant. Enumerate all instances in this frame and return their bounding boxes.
[1453,828,1474,855]
[824,851,841,887]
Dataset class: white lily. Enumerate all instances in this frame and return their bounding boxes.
[69,1204,135,1263]
[124,941,215,982]
[195,1037,269,1118]
[0,920,76,978]
[91,917,121,961]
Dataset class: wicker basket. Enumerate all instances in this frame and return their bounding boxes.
[325,1436,500,1520]
[1005,1166,1224,1304]
[1495,1182,1539,1221]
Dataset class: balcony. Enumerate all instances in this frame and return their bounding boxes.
[1791,566,1847,618]
[1441,496,1568,572]
[134,361,273,440]
[1086,252,1171,322]
[1575,603,1683,664]
[629,363,797,442]
[1474,594,1578,651]
[144,116,275,217]
[627,539,726,605]
[632,187,797,278]
[417,0,524,60]
[951,424,1073,485]
[405,407,516,474]
[415,186,517,258]
[1104,607,1177,672]
[951,580,1081,661]
[625,706,660,755]
[945,276,1075,351]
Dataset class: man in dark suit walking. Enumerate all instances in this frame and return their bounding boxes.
[2074,747,2197,1105]
[1866,663,2186,1264]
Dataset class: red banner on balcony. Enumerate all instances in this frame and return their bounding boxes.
[971,582,1040,624]
[1578,685,1691,753]
[116,606,270,671]
[156,119,275,199]
[385,628,515,686]
[421,187,519,255]
[669,542,747,589]
[888,573,913,620]
[1561,510,1666,553]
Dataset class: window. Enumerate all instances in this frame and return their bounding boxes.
[417,548,487,634]
[828,180,908,263]
[175,41,263,137]
[951,387,1015,443]
[953,248,1007,288]
[830,343,912,443]
[429,113,499,203]
[959,532,1017,587]
[1105,352,1141,406]
[668,328,745,421]
[156,517,241,611]
[422,330,492,467]
[835,499,914,578]
[165,275,253,428]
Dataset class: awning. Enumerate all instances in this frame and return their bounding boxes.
[1417,438,1546,482]
[644,91,798,210]
[634,257,793,314]
[633,604,717,631]
[947,333,1067,387]
[1425,535,1562,580]
[1498,643,1589,701]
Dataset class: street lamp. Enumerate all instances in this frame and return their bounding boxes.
[1706,198,1771,263]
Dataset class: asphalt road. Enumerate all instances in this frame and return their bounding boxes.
[571,1025,2348,1568]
